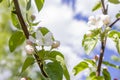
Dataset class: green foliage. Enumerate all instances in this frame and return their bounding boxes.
[11,12,21,29]
[82,29,101,54]
[92,1,101,12]
[21,56,35,74]
[111,55,120,62]
[103,61,120,69]
[102,69,111,80]
[44,61,63,80]
[26,0,31,10]
[73,61,89,75]
[108,0,120,4]
[87,72,104,80]
[116,13,120,18]
[47,51,70,80]
[0,0,2,3]
[35,0,44,12]
[9,31,25,52]
[108,30,120,54]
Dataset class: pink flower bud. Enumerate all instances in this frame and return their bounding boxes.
[20,77,27,80]
[94,55,99,61]
[52,40,60,48]
[25,45,34,54]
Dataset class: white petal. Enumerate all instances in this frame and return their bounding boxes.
[44,32,53,46]
[36,30,43,40]
[36,39,43,46]
[29,36,36,43]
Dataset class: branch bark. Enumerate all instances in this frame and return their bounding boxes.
[96,0,107,76]
[13,0,48,78]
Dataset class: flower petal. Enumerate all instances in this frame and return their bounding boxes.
[36,30,43,40]
[29,36,36,43]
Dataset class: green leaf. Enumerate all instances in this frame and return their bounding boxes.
[21,56,35,73]
[0,0,3,3]
[92,1,101,12]
[116,13,120,18]
[73,61,89,75]
[92,76,104,80]
[82,35,98,55]
[108,0,120,4]
[108,30,120,54]
[11,12,21,29]
[44,61,63,80]
[111,55,120,62]
[103,61,120,69]
[39,27,50,36]
[9,31,25,52]
[26,0,31,10]
[87,72,104,80]
[35,0,44,12]
[102,69,111,80]
[84,59,96,66]
[46,51,70,80]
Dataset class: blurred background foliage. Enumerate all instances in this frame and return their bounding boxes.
[0,0,41,80]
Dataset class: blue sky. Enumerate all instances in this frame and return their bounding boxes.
[37,0,120,80]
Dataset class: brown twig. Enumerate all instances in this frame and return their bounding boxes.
[13,0,48,78]
[109,18,120,28]
[96,0,107,76]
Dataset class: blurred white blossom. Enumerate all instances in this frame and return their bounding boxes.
[87,14,110,30]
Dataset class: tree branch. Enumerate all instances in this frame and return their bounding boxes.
[109,18,120,28]
[13,0,48,78]
[96,0,107,76]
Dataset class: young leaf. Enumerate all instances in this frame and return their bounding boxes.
[21,56,35,74]
[11,12,21,29]
[108,0,120,4]
[44,61,63,80]
[46,51,70,80]
[92,1,101,12]
[9,31,25,52]
[84,59,96,66]
[35,0,44,12]
[102,69,111,80]
[108,30,120,54]
[26,0,31,10]
[103,61,120,69]
[82,35,98,55]
[73,61,89,75]
[116,13,120,18]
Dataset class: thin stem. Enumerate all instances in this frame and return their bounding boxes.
[13,0,29,39]
[109,18,120,28]
[96,0,107,76]
[13,0,48,78]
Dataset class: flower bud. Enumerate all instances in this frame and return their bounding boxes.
[25,45,34,54]
[31,15,36,21]
[20,77,27,80]
[94,55,99,61]
[26,39,33,45]
[85,31,92,37]
[52,40,60,48]
[101,15,110,25]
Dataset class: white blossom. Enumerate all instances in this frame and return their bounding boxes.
[88,15,110,30]
[29,30,54,46]
[88,15,104,29]
[100,15,110,25]
[85,31,92,37]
